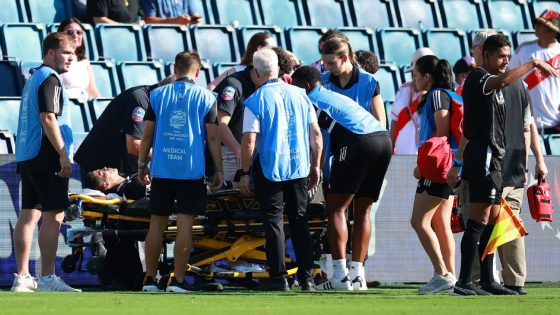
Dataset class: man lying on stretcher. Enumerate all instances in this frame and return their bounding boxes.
[84,167,146,200]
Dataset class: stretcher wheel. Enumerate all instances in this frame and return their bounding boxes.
[61,254,80,273]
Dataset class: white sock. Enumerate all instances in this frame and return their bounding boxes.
[359,264,366,279]
[332,259,347,280]
[349,261,363,280]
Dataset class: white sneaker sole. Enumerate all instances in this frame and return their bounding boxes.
[418,285,454,295]
[165,286,191,293]
[11,286,36,292]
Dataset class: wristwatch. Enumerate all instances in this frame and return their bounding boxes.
[234,169,250,182]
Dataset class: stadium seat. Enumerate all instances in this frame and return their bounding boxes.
[513,30,536,50]
[258,0,306,27]
[68,98,92,133]
[72,131,88,152]
[468,29,512,49]
[167,59,214,88]
[144,24,191,62]
[530,0,560,20]
[25,0,73,24]
[484,0,531,32]
[375,63,401,103]
[88,98,113,122]
[212,62,238,78]
[0,131,16,154]
[303,0,350,27]
[394,0,441,29]
[90,60,121,97]
[19,60,42,82]
[209,0,260,25]
[377,28,423,67]
[545,135,560,155]
[338,27,377,53]
[48,23,98,60]
[384,100,392,129]
[237,26,285,55]
[348,0,397,28]
[95,23,146,62]
[0,97,21,134]
[0,0,27,23]
[422,29,469,65]
[190,25,240,64]
[439,0,487,29]
[0,61,23,97]
[286,26,327,65]
[0,23,46,61]
[117,61,165,91]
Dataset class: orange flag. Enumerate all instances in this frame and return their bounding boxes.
[481,199,529,261]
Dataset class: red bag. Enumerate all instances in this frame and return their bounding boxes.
[527,178,554,222]
[451,195,465,233]
[417,136,453,184]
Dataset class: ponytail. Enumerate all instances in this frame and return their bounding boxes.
[433,59,455,90]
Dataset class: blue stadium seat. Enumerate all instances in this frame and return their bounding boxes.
[72,131,88,152]
[18,60,42,83]
[468,29,513,49]
[117,61,165,91]
[167,59,214,88]
[210,0,260,25]
[484,0,531,32]
[348,0,397,28]
[90,60,121,97]
[0,23,46,61]
[375,63,401,102]
[0,131,16,154]
[0,97,21,134]
[545,135,560,155]
[191,25,239,64]
[286,26,327,65]
[88,98,113,122]
[439,0,487,29]
[530,0,560,20]
[68,98,92,133]
[303,0,350,27]
[258,0,305,27]
[237,26,285,54]
[144,24,190,62]
[513,30,536,50]
[377,28,423,67]
[394,0,441,29]
[95,24,146,62]
[0,61,23,96]
[338,27,377,53]
[0,0,27,23]
[212,62,238,78]
[423,28,469,65]
[25,0,73,24]
[48,23,98,60]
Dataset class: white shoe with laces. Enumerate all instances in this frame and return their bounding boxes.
[315,276,353,291]
[37,275,82,292]
[352,276,368,291]
[418,272,455,294]
[11,274,37,292]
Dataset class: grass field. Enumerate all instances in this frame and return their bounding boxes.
[1,284,559,315]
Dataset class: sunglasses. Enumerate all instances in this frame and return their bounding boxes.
[65,29,83,36]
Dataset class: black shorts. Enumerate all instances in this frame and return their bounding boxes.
[20,171,69,211]
[416,178,453,200]
[466,172,503,205]
[462,142,503,205]
[329,132,392,201]
[149,177,207,216]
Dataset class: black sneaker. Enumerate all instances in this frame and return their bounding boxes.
[300,278,316,292]
[504,285,527,295]
[453,280,491,296]
[254,278,290,292]
[166,277,192,293]
[142,276,160,292]
[481,282,519,295]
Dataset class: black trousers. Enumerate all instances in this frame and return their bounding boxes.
[254,162,314,281]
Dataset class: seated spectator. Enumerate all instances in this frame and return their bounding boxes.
[140,0,202,25]
[355,50,380,75]
[58,18,101,100]
[208,32,276,90]
[85,167,146,200]
[452,56,475,94]
[87,0,141,24]
[390,47,434,154]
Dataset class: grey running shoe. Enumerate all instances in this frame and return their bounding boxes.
[166,277,192,293]
[37,275,81,292]
[481,282,519,295]
[142,276,161,292]
[418,272,455,294]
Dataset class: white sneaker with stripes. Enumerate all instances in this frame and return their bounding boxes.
[315,276,353,291]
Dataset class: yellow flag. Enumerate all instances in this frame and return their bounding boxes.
[481,199,529,261]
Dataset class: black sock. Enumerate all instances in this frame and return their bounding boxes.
[479,224,495,283]
[458,219,486,283]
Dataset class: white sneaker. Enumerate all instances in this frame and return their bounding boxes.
[418,272,454,295]
[11,274,37,292]
[352,276,368,291]
[315,276,353,291]
[37,275,82,292]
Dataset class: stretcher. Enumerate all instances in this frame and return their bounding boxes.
[63,189,326,290]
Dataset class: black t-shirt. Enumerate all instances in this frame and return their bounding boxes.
[213,66,255,143]
[17,74,64,173]
[502,80,530,187]
[74,85,150,176]
[115,173,146,200]
[327,65,381,97]
[87,0,140,23]
[462,67,506,169]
